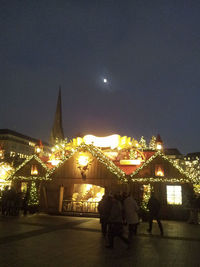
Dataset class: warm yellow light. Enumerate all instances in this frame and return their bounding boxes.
[36,147,41,153]
[156,170,164,176]
[31,165,38,175]
[83,134,120,149]
[78,155,89,167]
[120,159,141,165]
[21,182,28,192]
[155,166,164,176]
[103,151,118,160]
[167,185,182,205]
[48,153,61,166]
[0,163,13,179]
[86,184,92,191]
[50,159,61,166]
[157,144,162,150]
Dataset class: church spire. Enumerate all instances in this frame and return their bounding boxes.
[50,86,64,145]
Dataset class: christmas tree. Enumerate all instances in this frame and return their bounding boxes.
[139,136,147,149]
[149,136,156,150]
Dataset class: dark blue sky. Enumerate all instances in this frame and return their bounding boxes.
[0,0,200,154]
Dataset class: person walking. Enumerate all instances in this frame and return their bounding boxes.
[98,194,112,236]
[123,192,139,246]
[147,192,163,236]
[106,194,129,249]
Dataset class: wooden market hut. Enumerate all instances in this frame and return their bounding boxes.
[9,154,50,210]
[129,152,193,220]
[41,144,128,213]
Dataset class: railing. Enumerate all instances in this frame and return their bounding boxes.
[62,200,99,213]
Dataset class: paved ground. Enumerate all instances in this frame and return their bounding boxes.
[0,214,200,267]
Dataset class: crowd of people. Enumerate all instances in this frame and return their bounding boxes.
[98,191,164,249]
[0,186,29,216]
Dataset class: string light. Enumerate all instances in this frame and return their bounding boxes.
[5,136,200,186]
[7,154,50,181]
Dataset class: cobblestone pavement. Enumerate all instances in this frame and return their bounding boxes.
[0,214,200,267]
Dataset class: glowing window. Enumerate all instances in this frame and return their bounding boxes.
[166,185,182,205]
[155,165,164,176]
[31,165,38,175]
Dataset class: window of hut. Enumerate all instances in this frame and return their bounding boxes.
[166,185,182,205]
[31,165,38,175]
[155,164,164,176]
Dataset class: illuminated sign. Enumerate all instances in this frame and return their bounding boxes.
[120,159,141,165]
[72,134,138,149]
[83,134,121,149]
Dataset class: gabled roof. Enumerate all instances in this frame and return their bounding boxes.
[8,154,51,181]
[130,151,192,183]
[46,144,126,182]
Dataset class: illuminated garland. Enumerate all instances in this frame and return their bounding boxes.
[8,154,50,181]
[0,162,13,180]
[11,176,51,181]
[131,177,192,183]
[184,160,200,183]
[28,181,39,206]
[46,144,126,182]
[130,151,193,183]
[5,142,199,185]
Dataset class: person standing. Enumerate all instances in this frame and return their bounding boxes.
[106,194,129,249]
[123,192,139,246]
[147,192,163,236]
[98,194,112,236]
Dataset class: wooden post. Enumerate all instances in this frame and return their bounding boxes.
[58,185,64,213]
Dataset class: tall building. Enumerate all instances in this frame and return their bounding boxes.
[49,87,64,145]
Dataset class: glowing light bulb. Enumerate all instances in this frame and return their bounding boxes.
[78,155,89,167]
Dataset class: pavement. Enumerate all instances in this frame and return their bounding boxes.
[0,213,200,267]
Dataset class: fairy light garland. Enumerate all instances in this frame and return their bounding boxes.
[8,154,50,181]
[46,144,126,182]
[5,139,200,185]
[130,151,195,183]
[11,176,51,181]
[28,181,39,206]
[131,177,191,183]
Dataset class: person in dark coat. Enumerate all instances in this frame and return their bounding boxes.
[22,191,29,216]
[123,192,139,245]
[147,192,163,236]
[106,194,129,249]
[98,194,112,236]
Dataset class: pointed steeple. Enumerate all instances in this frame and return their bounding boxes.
[50,87,64,145]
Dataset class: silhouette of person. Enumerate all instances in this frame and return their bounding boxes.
[147,192,163,236]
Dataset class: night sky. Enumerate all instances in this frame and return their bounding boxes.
[1,1,200,154]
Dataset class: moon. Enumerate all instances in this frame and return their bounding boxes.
[103,78,108,83]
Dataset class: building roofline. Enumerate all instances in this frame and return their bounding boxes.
[0,129,49,146]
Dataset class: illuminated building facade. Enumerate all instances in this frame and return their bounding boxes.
[0,129,50,159]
